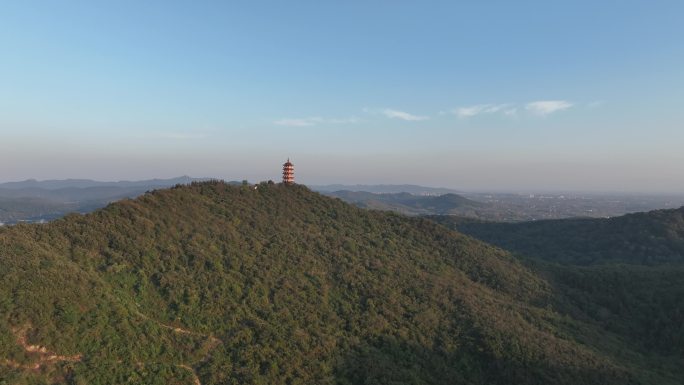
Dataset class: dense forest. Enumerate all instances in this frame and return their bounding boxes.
[0,182,682,384]
[432,209,684,265]
[433,213,684,375]
[323,191,482,216]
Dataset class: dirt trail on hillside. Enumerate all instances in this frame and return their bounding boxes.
[132,307,222,349]
[157,315,221,346]
[177,364,202,385]
[131,308,223,385]
[1,311,220,385]
[0,326,82,371]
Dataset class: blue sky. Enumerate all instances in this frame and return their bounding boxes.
[1,1,683,192]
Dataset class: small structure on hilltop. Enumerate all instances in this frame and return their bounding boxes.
[282,158,295,184]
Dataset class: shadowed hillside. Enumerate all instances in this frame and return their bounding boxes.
[0,182,680,384]
[432,213,684,365]
[432,208,684,265]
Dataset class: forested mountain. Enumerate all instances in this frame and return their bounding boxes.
[432,207,684,265]
[0,182,682,384]
[432,212,684,367]
[325,191,482,216]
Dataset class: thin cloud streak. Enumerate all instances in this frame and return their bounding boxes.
[525,100,573,116]
[279,100,580,128]
[380,108,429,121]
[454,104,511,118]
[453,101,575,118]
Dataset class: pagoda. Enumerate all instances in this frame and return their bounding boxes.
[282,158,294,184]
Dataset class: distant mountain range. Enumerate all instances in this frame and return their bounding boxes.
[0,176,211,223]
[316,185,684,221]
[0,176,201,190]
[3,179,684,224]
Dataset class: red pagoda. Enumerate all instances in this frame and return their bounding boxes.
[282,158,294,184]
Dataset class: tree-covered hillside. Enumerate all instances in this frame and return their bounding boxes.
[432,208,684,265]
[0,182,680,384]
[325,191,482,216]
[432,213,684,375]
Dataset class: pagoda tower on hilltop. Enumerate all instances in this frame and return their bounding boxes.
[282,158,294,184]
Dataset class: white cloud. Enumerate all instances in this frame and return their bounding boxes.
[452,100,573,118]
[587,100,605,108]
[525,100,573,116]
[380,108,429,121]
[453,104,511,118]
[273,116,359,127]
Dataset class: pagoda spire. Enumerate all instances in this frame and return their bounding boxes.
[282,158,294,184]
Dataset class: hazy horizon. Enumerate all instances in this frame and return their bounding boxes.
[3,172,684,196]
[2,1,683,193]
